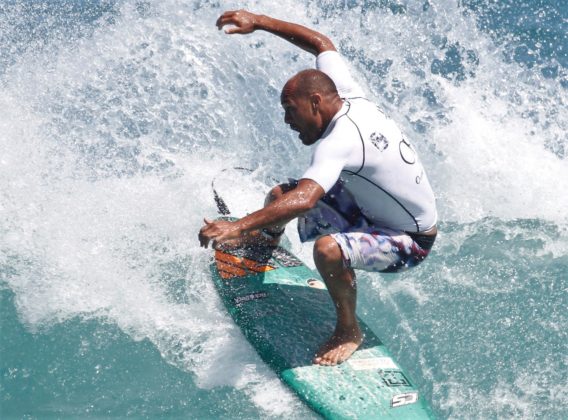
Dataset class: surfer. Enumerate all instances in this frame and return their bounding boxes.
[199,10,438,366]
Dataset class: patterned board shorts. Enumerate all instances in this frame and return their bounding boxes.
[295,180,436,273]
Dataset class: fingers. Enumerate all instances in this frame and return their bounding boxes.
[224,26,243,35]
[215,10,238,30]
[216,10,255,34]
[199,219,241,249]
[215,15,232,30]
[199,220,210,248]
[198,220,224,248]
[198,227,210,248]
[199,220,217,248]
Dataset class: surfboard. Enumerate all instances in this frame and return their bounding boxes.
[209,217,435,419]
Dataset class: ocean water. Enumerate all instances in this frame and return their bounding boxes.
[1,0,567,418]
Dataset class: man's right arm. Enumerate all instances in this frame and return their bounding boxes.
[216,10,336,56]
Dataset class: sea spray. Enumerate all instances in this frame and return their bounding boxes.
[1,0,566,418]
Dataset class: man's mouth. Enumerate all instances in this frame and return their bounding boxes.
[289,125,305,141]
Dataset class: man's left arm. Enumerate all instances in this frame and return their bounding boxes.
[198,179,324,249]
[216,10,335,56]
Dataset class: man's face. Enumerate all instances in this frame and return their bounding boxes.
[281,83,320,146]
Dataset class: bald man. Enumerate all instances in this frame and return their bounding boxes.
[199,10,438,366]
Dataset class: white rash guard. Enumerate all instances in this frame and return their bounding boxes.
[301,50,437,233]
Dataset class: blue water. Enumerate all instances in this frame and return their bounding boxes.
[1,0,567,418]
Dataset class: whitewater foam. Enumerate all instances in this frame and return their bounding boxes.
[1,0,567,417]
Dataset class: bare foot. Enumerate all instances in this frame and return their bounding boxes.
[313,324,364,366]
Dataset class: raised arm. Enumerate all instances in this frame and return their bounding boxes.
[216,10,336,56]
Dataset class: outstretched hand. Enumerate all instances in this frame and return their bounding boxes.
[216,10,259,35]
[198,218,243,249]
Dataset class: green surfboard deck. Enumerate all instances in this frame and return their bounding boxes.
[210,226,434,419]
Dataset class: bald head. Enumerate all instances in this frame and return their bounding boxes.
[282,69,339,101]
[280,69,344,145]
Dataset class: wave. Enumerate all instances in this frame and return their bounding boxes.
[1,1,567,418]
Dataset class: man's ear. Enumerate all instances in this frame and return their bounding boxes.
[310,94,322,113]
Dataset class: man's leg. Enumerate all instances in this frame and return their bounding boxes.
[310,228,436,364]
[312,235,363,366]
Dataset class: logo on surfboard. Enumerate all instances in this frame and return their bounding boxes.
[233,291,269,306]
[391,392,419,408]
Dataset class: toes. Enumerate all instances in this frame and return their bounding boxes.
[321,357,333,366]
[315,351,339,366]
[313,355,332,366]
[313,344,356,366]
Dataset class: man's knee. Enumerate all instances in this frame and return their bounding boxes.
[314,236,343,267]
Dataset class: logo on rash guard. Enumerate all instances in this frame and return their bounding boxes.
[370,132,389,152]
